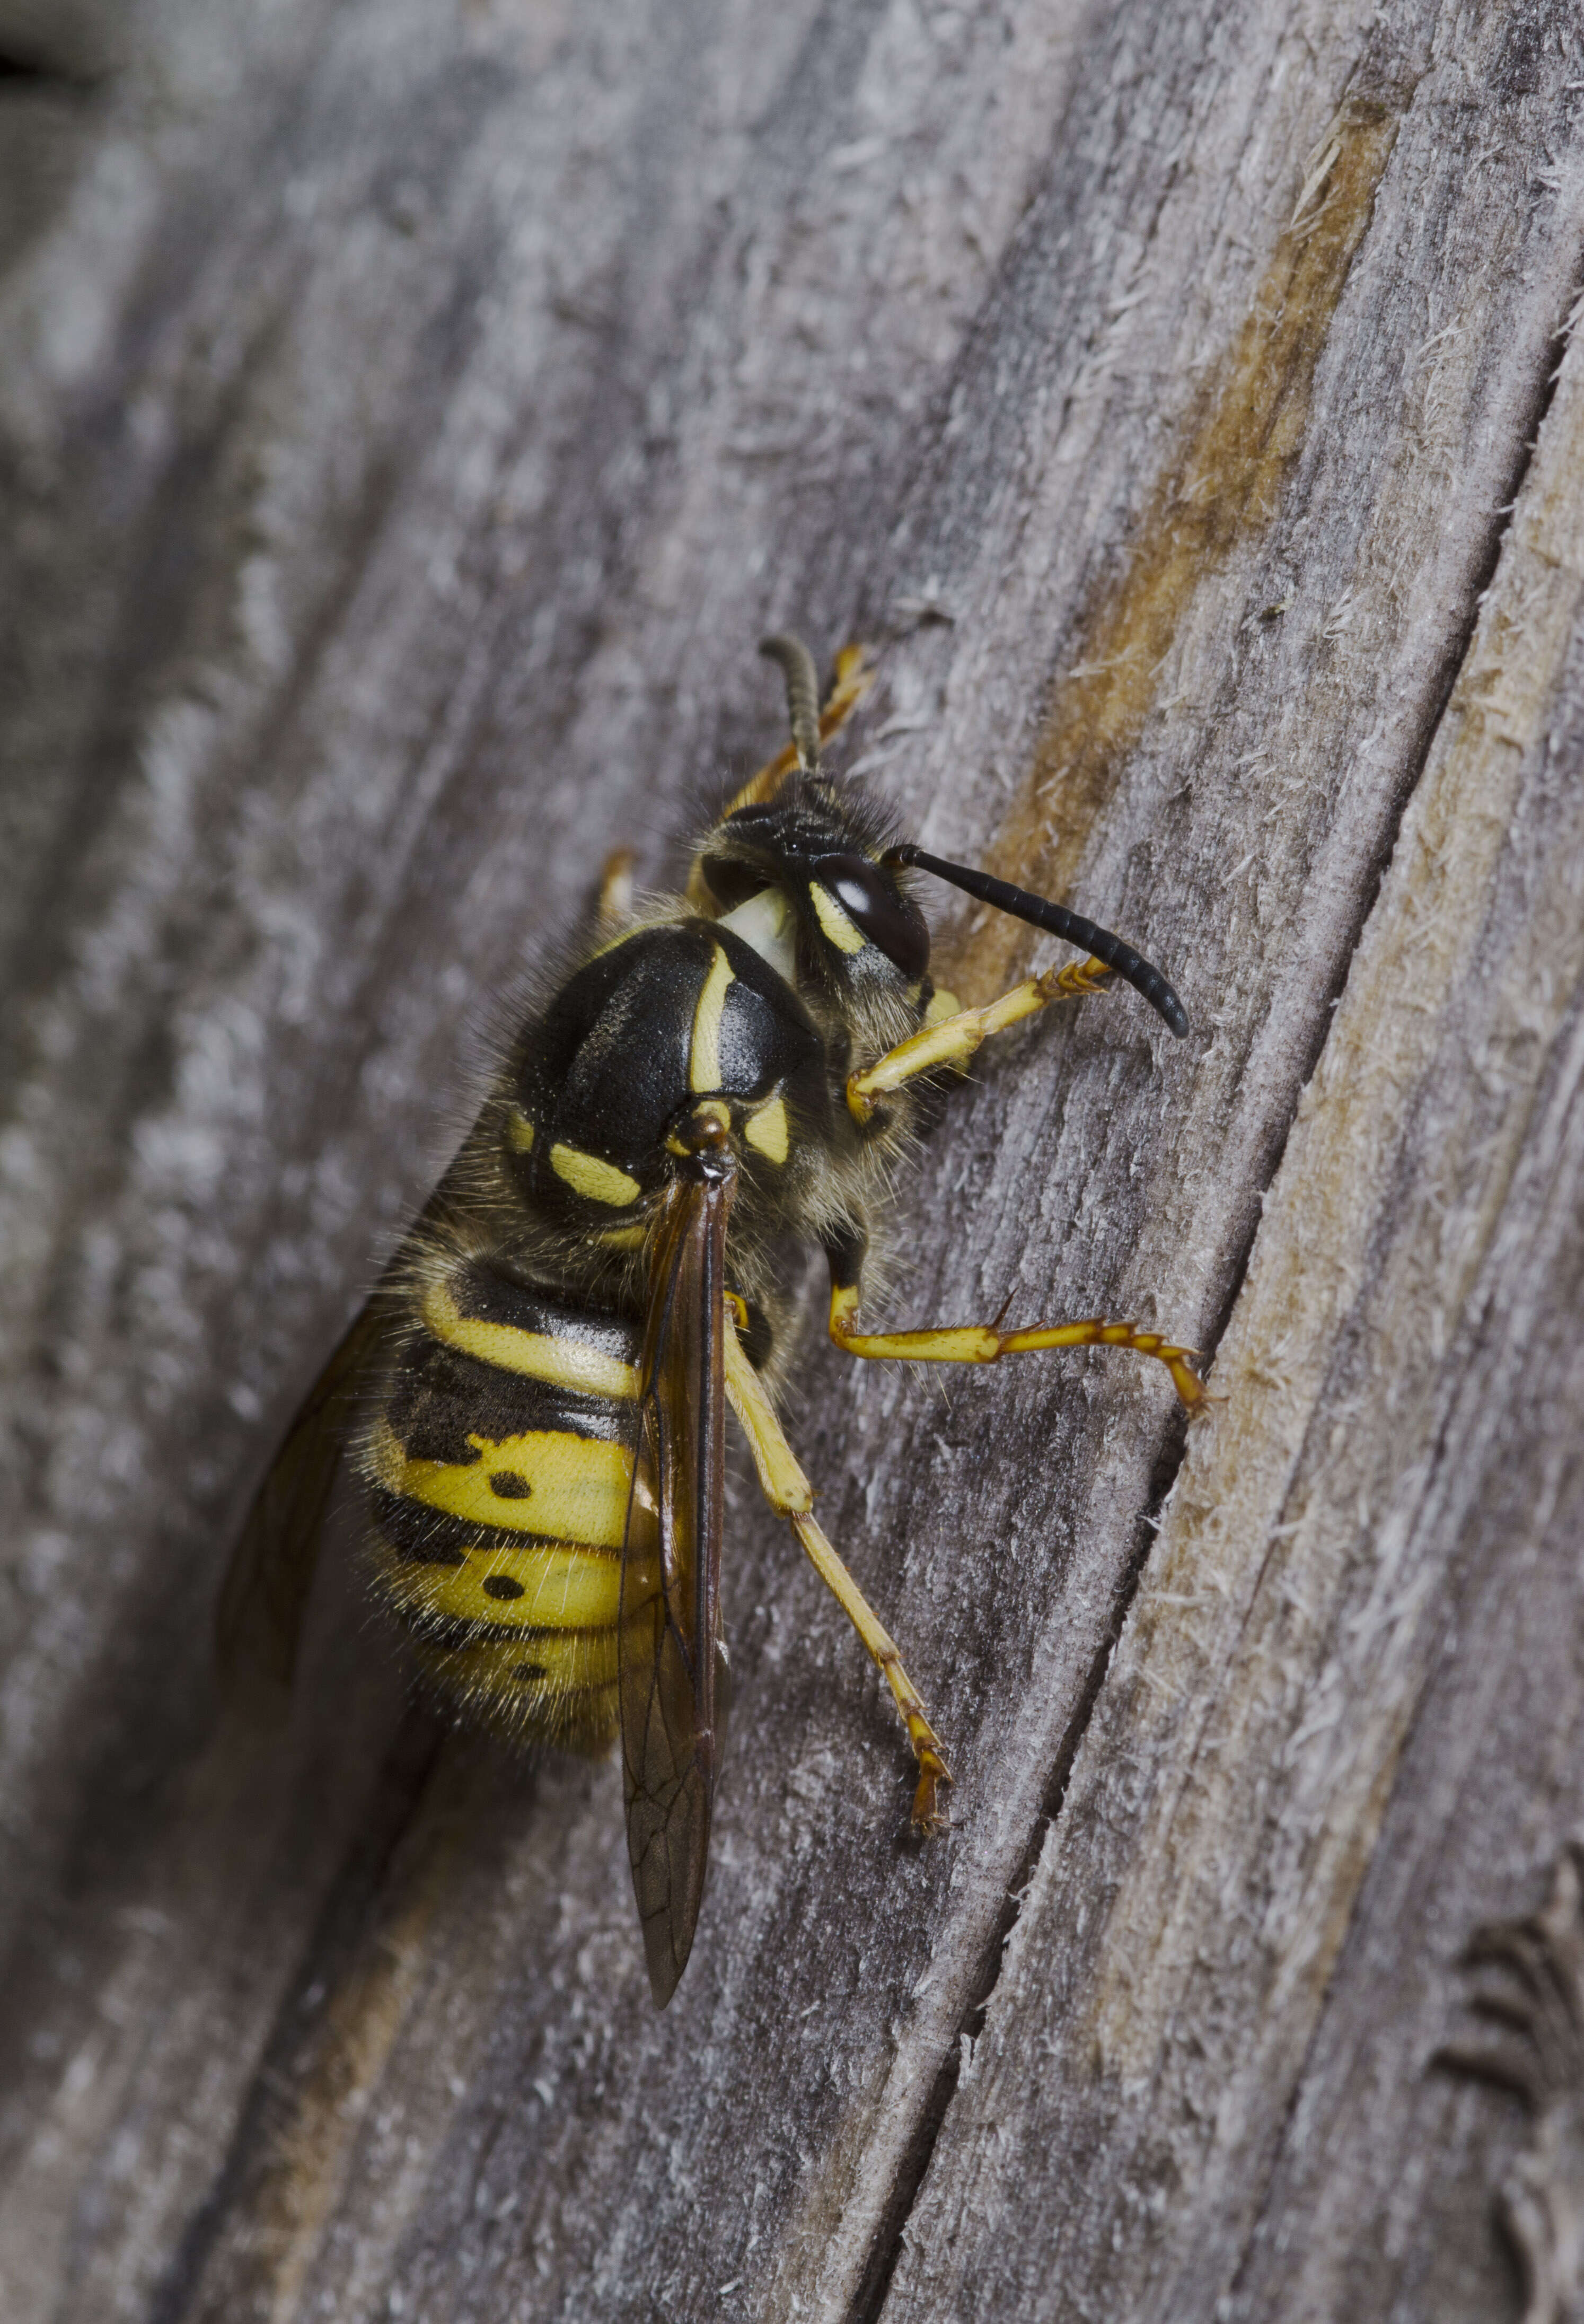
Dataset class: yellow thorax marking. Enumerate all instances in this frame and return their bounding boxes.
[384,1540,623,1632]
[551,1143,641,1207]
[809,881,866,955]
[421,1279,639,1399]
[373,1419,632,1549]
[690,943,736,1092]
[744,1093,789,1164]
[504,1105,535,1152]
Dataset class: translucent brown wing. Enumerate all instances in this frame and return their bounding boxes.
[620,1148,736,2006]
[215,1300,391,1688]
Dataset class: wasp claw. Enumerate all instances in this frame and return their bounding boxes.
[909,1758,953,1836]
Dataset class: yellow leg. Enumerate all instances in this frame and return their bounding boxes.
[722,1323,950,1831]
[594,846,636,937]
[828,1280,1203,1411]
[721,643,875,818]
[847,959,1115,1125]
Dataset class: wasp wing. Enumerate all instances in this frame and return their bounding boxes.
[215,1299,391,1689]
[620,1153,735,2006]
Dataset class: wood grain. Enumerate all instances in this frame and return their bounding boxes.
[1,0,1581,2318]
[882,174,1584,2324]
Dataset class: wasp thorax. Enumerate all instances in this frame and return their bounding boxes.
[500,919,830,1230]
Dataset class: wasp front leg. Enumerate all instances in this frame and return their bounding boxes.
[823,1230,1203,1411]
[721,1322,950,1831]
[592,846,637,939]
[687,643,878,909]
[716,644,876,819]
[846,958,1115,1126]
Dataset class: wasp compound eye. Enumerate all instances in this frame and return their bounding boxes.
[810,853,930,979]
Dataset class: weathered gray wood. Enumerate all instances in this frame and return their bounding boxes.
[2,0,1582,2319]
[881,253,1584,2324]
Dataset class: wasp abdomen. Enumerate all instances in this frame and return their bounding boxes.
[362,1259,643,1747]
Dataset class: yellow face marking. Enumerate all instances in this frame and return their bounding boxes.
[381,1540,623,1632]
[689,943,736,1093]
[809,881,867,955]
[420,1280,639,1400]
[716,885,796,985]
[373,1420,633,1549]
[744,1093,789,1164]
[595,1223,647,1250]
[504,1105,535,1153]
[550,1143,641,1207]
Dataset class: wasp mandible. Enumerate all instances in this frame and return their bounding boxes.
[220,637,1200,2005]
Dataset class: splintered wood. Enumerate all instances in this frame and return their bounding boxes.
[2,2,1583,2320]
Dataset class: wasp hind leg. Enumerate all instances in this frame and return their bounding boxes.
[720,1323,949,1831]
[824,1233,1203,1411]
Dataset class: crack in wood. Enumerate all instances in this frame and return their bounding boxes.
[8,0,1584,2312]
[851,97,1584,2324]
[846,1431,1187,2324]
[1184,193,1584,1419]
[145,1710,451,2324]
[1210,216,1584,2322]
[841,97,1410,2319]
[964,99,1400,1006]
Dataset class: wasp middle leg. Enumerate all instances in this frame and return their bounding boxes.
[823,1231,1203,1411]
[721,1321,950,1831]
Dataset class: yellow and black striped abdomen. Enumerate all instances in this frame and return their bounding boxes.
[361,1258,643,1749]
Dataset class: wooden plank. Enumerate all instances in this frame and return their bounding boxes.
[880,115,1584,2324]
[0,0,1580,2319]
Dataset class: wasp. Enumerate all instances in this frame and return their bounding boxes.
[219,636,1200,2005]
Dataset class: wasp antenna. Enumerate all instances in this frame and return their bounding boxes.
[759,634,823,775]
[884,844,1190,1038]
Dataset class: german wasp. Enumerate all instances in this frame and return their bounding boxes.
[219,636,1200,2005]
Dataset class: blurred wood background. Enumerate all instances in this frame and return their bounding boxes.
[4,1,1584,2318]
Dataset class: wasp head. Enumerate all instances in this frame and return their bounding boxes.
[695,784,931,1014]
